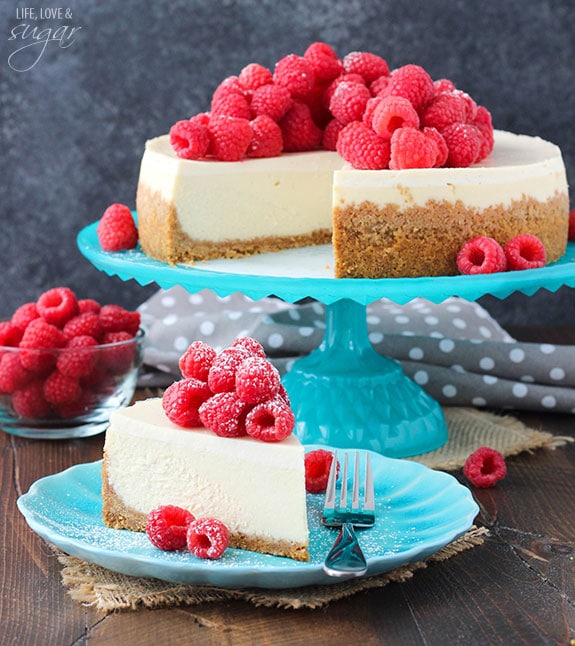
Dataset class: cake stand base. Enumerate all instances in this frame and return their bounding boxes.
[282,299,448,458]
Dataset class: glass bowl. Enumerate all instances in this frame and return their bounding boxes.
[0,329,144,439]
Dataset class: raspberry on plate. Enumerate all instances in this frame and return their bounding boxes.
[97,203,138,252]
[504,234,547,270]
[146,505,195,551]
[162,378,213,428]
[187,517,229,559]
[457,236,507,275]
[463,446,507,488]
[304,449,338,494]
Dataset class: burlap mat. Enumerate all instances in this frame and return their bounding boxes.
[58,407,572,613]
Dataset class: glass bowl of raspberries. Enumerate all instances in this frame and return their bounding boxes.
[0,287,144,439]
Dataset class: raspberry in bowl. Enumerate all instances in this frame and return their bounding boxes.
[0,287,144,439]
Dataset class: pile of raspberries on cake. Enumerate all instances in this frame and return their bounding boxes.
[169,42,493,170]
[162,336,295,442]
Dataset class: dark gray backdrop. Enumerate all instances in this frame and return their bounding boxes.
[1,0,574,326]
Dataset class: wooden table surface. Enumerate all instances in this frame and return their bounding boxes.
[2,326,574,645]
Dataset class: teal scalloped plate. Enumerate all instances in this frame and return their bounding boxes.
[77,219,575,306]
[17,448,478,588]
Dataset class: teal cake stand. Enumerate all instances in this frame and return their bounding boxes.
[77,221,575,457]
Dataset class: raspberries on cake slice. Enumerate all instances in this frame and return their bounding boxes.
[384,64,435,113]
[421,92,469,132]
[238,63,273,91]
[179,340,217,381]
[247,115,284,158]
[371,96,420,139]
[208,114,253,162]
[169,119,211,160]
[322,118,345,151]
[336,121,391,170]
[245,395,295,442]
[37,287,79,328]
[342,51,390,84]
[207,346,251,393]
[199,391,249,437]
[211,76,244,105]
[162,378,212,428]
[422,127,449,167]
[303,42,343,83]
[304,449,338,494]
[146,505,196,551]
[231,336,266,357]
[279,102,323,152]
[389,127,439,170]
[249,83,294,122]
[187,517,229,559]
[273,54,315,99]
[329,81,372,125]
[442,123,482,167]
[211,92,252,120]
[503,234,546,270]
[463,446,506,488]
[235,355,281,404]
[472,106,495,162]
[97,203,139,252]
[457,236,507,275]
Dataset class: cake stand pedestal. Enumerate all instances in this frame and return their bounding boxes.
[77,225,575,457]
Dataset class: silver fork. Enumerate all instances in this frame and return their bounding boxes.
[322,450,375,577]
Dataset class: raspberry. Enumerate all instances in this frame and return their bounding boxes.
[249,84,294,122]
[207,115,253,162]
[301,81,332,129]
[11,302,39,331]
[187,517,229,559]
[389,127,438,170]
[472,106,494,162]
[384,64,435,113]
[336,121,391,170]
[198,391,249,437]
[504,234,546,270]
[37,287,79,328]
[451,89,478,121]
[146,505,195,551]
[43,370,82,405]
[362,96,383,129]
[328,81,372,125]
[463,446,506,488]
[342,51,390,84]
[235,356,281,404]
[569,207,575,241]
[162,378,212,427]
[279,102,322,152]
[303,42,343,83]
[422,92,469,132]
[179,341,217,381]
[11,381,51,418]
[169,119,211,160]
[422,127,449,167]
[211,92,252,119]
[99,304,140,336]
[273,54,315,99]
[371,96,420,139]
[77,298,101,314]
[101,331,137,374]
[238,62,273,91]
[433,78,456,94]
[231,336,266,357]
[247,115,283,158]
[369,74,391,97]
[63,312,103,341]
[207,347,250,393]
[322,118,345,151]
[0,321,23,347]
[323,73,366,109]
[0,352,32,393]
[96,203,138,252]
[57,335,98,378]
[19,318,66,373]
[442,123,481,167]
[211,76,244,105]
[53,391,93,419]
[245,395,294,442]
[457,236,507,275]
[304,449,338,494]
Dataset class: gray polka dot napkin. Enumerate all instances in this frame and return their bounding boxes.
[138,286,575,414]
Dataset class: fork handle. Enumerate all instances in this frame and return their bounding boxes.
[323,523,368,578]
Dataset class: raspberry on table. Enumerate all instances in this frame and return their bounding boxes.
[37,287,79,328]
[279,102,323,152]
[389,127,439,170]
[249,83,294,122]
[371,96,420,139]
[457,236,507,275]
[245,395,295,442]
[304,449,338,493]
[207,346,251,393]
[504,234,547,270]
[238,62,273,90]
[146,505,196,551]
[198,391,250,437]
[247,115,284,158]
[169,119,211,160]
[273,54,315,99]
[97,203,139,252]
[336,121,391,170]
[463,446,507,488]
[178,340,217,381]
[329,81,372,125]
[303,42,343,83]
[208,114,253,162]
[342,51,390,84]
[162,378,212,428]
[187,517,229,559]
[235,355,281,404]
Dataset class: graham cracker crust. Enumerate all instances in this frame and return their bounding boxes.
[333,192,569,278]
[101,457,310,562]
[136,183,331,264]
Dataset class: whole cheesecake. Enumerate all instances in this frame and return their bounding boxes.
[136,130,569,278]
[102,397,310,561]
